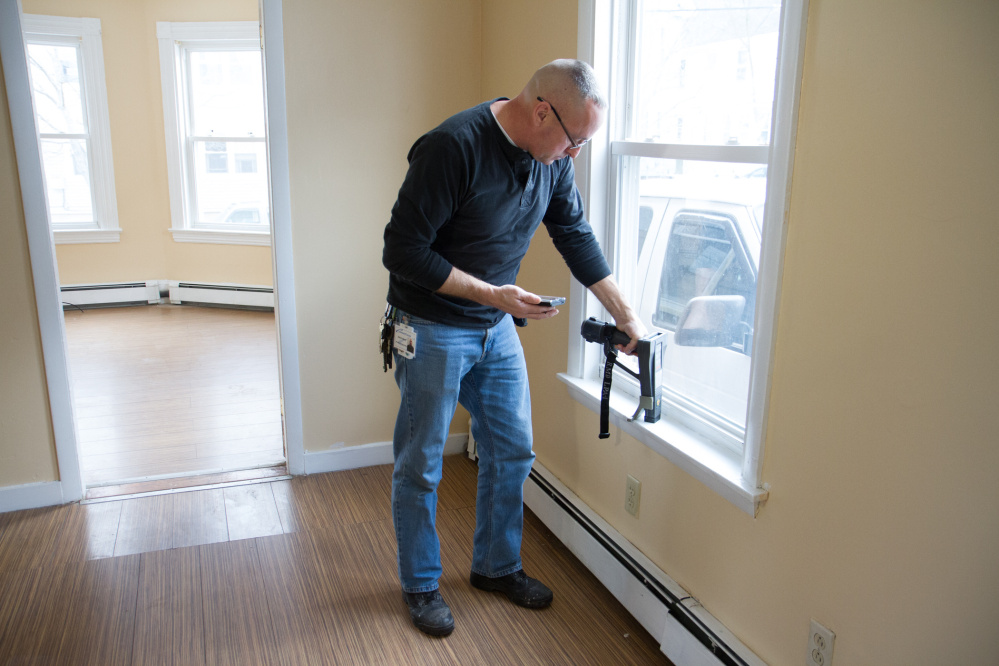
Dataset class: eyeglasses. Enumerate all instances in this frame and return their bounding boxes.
[537,96,590,150]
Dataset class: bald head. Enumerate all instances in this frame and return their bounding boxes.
[527,59,607,111]
[491,59,607,164]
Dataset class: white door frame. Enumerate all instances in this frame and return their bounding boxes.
[0,0,304,503]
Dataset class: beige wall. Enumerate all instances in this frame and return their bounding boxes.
[0,60,59,486]
[24,0,273,287]
[3,0,998,662]
[282,0,480,450]
[508,1,999,665]
[479,0,585,515]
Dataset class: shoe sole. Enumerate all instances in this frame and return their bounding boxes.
[414,620,454,637]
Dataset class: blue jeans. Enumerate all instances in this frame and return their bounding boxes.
[391,312,534,593]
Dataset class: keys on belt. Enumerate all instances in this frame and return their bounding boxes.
[380,304,397,372]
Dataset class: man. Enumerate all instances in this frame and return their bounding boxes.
[382,59,644,637]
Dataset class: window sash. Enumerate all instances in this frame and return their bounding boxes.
[27,38,95,227]
[38,136,96,228]
[187,137,268,231]
[609,149,768,444]
[612,141,769,164]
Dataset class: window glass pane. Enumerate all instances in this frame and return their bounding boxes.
[623,157,765,428]
[192,139,269,227]
[632,0,780,145]
[188,49,265,138]
[40,138,95,225]
[27,42,86,135]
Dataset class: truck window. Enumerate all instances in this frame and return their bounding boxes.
[653,212,756,353]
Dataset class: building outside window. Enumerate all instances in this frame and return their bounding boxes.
[234,153,257,174]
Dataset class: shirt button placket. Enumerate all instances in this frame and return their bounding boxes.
[519,159,535,208]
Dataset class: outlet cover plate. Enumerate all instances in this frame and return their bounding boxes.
[625,475,641,516]
[807,619,835,666]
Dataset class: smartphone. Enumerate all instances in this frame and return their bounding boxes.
[537,296,566,307]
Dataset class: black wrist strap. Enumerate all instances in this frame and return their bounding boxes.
[599,346,617,439]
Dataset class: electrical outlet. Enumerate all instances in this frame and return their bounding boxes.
[806,619,835,666]
[625,475,641,516]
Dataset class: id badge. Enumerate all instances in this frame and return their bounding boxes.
[393,322,417,359]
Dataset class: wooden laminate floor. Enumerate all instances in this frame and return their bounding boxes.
[63,305,285,487]
[0,456,670,665]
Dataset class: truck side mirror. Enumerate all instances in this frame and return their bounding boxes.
[674,295,746,347]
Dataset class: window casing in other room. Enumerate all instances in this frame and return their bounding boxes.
[157,21,270,246]
[23,14,120,244]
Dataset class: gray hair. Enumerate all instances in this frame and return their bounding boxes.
[532,59,607,109]
[565,59,607,108]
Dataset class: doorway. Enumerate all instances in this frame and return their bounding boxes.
[65,304,287,498]
[0,0,303,502]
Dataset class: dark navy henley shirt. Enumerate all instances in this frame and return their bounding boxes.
[382,99,611,328]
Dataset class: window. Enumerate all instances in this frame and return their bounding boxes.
[206,152,229,173]
[234,153,257,173]
[22,15,120,243]
[565,0,807,514]
[157,22,270,245]
[204,141,228,173]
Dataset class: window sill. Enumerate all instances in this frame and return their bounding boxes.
[170,228,271,246]
[557,373,768,516]
[54,228,121,244]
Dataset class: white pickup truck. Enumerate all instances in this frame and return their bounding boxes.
[633,176,765,433]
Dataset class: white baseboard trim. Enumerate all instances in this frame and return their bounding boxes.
[524,462,766,666]
[303,433,468,475]
[0,480,65,513]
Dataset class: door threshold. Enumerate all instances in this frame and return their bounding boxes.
[82,464,290,503]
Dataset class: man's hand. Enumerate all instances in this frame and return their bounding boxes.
[437,268,560,320]
[612,316,647,355]
[588,276,647,354]
[489,284,561,320]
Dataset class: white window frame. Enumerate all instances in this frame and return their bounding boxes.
[157,21,270,247]
[562,0,808,516]
[22,14,120,244]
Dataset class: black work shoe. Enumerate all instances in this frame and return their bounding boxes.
[402,589,454,636]
[469,569,553,609]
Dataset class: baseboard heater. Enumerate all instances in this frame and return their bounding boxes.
[60,281,273,311]
[524,464,765,666]
[61,282,159,309]
[169,282,274,310]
